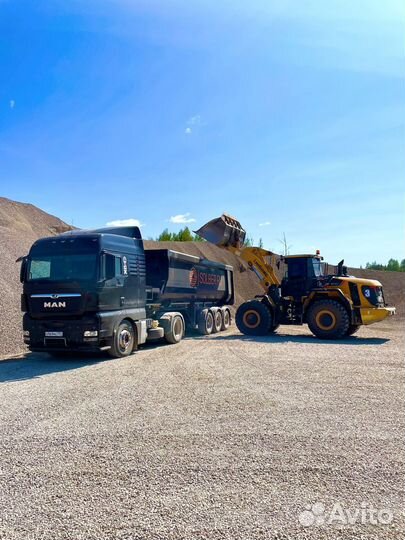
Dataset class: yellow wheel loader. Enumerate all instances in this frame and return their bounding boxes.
[195,214,395,339]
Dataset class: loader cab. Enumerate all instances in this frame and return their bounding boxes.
[281,255,325,299]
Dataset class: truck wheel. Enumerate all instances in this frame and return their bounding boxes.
[165,314,185,344]
[221,309,231,330]
[307,300,350,339]
[236,300,272,336]
[213,310,223,333]
[198,310,214,335]
[109,320,136,358]
[346,324,361,336]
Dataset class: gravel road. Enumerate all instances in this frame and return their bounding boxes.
[0,322,403,540]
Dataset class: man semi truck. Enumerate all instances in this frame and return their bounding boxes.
[18,226,234,357]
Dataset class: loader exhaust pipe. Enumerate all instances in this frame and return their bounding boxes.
[195,213,246,248]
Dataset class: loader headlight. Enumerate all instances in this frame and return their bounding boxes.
[362,286,383,307]
[84,330,98,337]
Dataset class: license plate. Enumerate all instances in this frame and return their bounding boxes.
[45,331,63,337]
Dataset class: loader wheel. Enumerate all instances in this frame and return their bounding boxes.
[346,324,361,336]
[213,310,223,333]
[236,300,272,336]
[109,320,136,358]
[307,300,350,340]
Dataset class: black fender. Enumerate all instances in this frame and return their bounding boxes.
[303,289,355,324]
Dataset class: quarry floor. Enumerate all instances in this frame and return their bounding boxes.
[0,321,403,540]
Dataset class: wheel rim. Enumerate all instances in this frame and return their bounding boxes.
[206,313,213,332]
[242,309,261,329]
[118,327,133,353]
[224,311,230,326]
[215,312,222,329]
[315,310,337,331]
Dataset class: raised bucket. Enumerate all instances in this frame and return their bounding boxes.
[195,214,246,248]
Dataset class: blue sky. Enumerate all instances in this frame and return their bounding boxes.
[1,0,404,266]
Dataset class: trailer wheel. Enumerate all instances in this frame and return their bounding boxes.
[109,320,136,358]
[307,299,350,340]
[221,309,231,330]
[346,324,361,336]
[236,300,272,336]
[165,314,185,344]
[213,310,223,333]
[198,310,214,335]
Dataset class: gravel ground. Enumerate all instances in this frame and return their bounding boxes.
[0,322,403,540]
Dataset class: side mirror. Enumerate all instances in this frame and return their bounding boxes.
[16,256,28,283]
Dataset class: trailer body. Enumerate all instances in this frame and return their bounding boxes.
[20,226,234,356]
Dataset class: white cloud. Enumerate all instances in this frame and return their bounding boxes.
[187,114,202,126]
[184,114,204,134]
[259,221,271,227]
[169,213,196,224]
[9,100,15,109]
[106,218,144,227]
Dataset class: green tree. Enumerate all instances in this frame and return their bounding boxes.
[156,227,204,242]
[401,259,405,272]
[157,228,173,241]
[387,258,400,272]
[176,227,194,241]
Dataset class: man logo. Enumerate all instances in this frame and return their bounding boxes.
[189,267,198,288]
[44,301,66,308]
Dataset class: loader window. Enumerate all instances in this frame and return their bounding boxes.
[311,259,324,278]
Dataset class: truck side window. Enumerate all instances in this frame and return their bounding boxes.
[115,256,122,277]
[104,254,123,281]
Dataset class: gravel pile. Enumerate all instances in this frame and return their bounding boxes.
[0,197,72,357]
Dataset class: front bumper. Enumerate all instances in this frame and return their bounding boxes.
[360,306,396,325]
[23,314,110,352]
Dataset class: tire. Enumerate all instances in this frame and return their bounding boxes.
[165,314,185,344]
[307,299,350,340]
[236,300,272,336]
[198,310,214,335]
[109,320,136,358]
[213,310,223,333]
[346,324,361,336]
[221,309,231,330]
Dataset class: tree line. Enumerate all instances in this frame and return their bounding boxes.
[363,259,405,272]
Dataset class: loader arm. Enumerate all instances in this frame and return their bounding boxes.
[195,214,281,293]
[224,245,281,292]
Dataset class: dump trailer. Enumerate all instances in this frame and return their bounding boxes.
[18,226,234,357]
[196,214,395,339]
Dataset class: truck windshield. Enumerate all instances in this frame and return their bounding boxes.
[27,254,97,282]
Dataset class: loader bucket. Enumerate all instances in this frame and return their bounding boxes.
[195,214,246,248]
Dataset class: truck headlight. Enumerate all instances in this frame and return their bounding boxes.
[84,330,98,337]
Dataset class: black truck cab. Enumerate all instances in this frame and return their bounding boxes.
[20,226,234,357]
